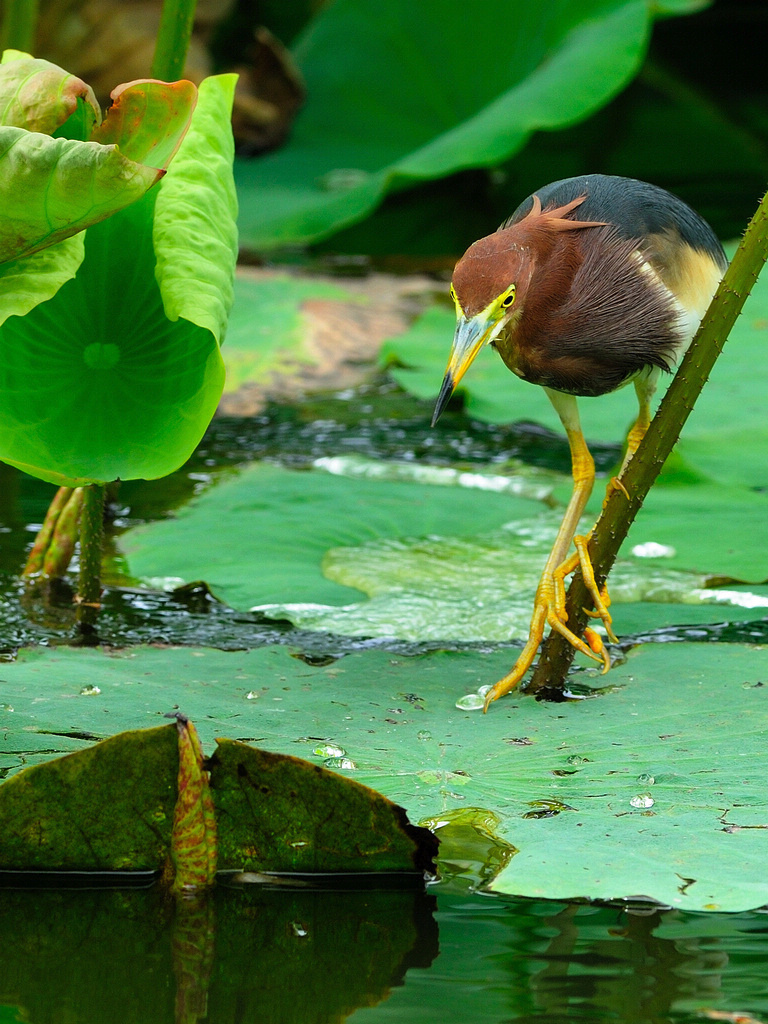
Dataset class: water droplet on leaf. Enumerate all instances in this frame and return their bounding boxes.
[455,693,485,711]
[323,756,356,770]
[313,744,346,758]
[630,793,655,809]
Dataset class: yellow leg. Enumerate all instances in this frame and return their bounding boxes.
[605,371,657,502]
[483,392,615,710]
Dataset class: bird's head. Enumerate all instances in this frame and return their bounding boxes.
[431,193,603,425]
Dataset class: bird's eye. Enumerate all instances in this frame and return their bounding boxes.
[449,285,457,303]
[501,286,516,308]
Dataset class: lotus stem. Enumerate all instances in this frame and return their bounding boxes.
[76,483,105,627]
[152,0,198,81]
[1,0,39,52]
[23,486,73,576]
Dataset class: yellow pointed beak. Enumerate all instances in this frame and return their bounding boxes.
[431,313,498,426]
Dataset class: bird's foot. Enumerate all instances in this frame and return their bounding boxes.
[558,534,618,645]
[482,536,616,711]
[604,475,630,503]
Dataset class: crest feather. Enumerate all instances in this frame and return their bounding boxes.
[514,194,607,232]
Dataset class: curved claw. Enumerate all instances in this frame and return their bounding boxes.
[604,475,630,503]
[483,535,619,711]
[572,534,618,644]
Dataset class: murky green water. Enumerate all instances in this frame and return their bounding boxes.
[1,879,768,1024]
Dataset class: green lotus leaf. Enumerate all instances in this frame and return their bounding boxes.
[236,0,657,250]
[2,641,767,911]
[0,75,235,485]
[0,193,225,485]
[90,79,198,170]
[0,233,84,323]
[153,74,238,344]
[0,127,161,268]
[0,52,100,135]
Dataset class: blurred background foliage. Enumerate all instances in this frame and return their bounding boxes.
[4,0,766,265]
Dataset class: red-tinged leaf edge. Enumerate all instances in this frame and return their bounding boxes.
[91,79,198,170]
[169,714,218,893]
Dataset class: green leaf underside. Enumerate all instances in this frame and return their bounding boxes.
[0,192,224,485]
[153,74,238,344]
[0,127,160,266]
[0,233,85,323]
[0,56,100,136]
[236,0,653,249]
[119,463,768,645]
[1,642,766,910]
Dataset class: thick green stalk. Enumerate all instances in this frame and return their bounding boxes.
[1,0,39,52]
[528,189,768,694]
[151,0,198,81]
[76,483,105,626]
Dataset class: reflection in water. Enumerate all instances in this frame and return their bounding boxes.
[1,882,768,1024]
[0,882,438,1024]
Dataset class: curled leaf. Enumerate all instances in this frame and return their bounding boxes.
[170,715,218,893]
[0,54,100,135]
[0,127,161,265]
[91,79,198,170]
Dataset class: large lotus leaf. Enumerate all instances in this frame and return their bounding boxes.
[0,75,236,485]
[90,79,197,170]
[0,126,160,267]
[0,192,224,485]
[118,463,768,645]
[1,641,766,911]
[236,0,658,250]
[0,52,100,134]
[120,461,544,607]
[153,74,238,344]
[0,232,84,322]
